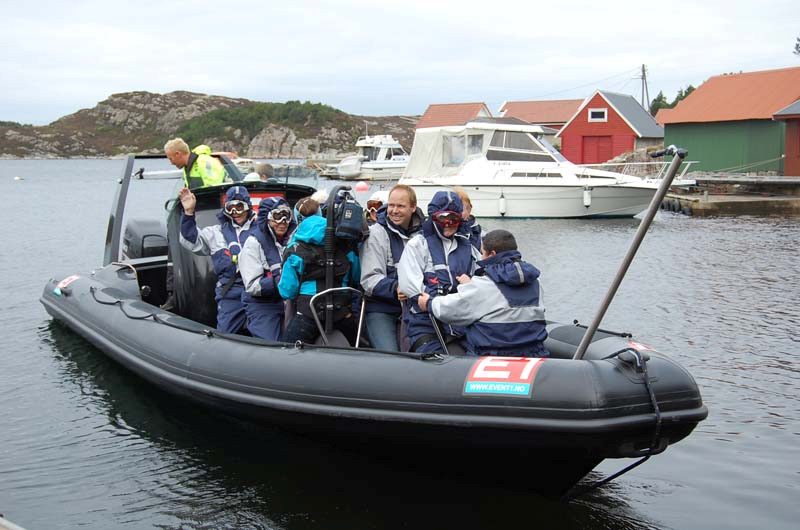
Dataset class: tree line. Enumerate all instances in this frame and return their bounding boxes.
[649,86,695,116]
[177,100,356,146]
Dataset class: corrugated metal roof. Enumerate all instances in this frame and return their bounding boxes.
[499,99,583,124]
[774,99,800,118]
[416,102,490,129]
[660,66,800,124]
[599,90,664,138]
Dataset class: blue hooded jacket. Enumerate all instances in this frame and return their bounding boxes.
[239,196,296,302]
[278,216,360,301]
[430,249,548,357]
[179,185,255,300]
[397,191,478,350]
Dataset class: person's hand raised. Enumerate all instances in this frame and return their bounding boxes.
[179,187,196,215]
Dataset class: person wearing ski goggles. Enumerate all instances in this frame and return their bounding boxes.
[430,210,462,232]
[397,190,480,355]
[365,190,389,226]
[238,198,297,341]
[177,185,255,335]
[224,199,249,217]
[268,207,292,224]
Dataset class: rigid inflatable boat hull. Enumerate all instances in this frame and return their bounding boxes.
[41,264,706,496]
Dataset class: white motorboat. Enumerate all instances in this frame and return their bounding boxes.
[336,134,409,181]
[399,119,664,218]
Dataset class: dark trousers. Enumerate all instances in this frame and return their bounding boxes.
[281,312,359,346]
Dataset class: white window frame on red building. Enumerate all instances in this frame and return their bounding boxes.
[588,108,608,122]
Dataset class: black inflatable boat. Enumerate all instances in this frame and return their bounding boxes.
[40,154,707,497]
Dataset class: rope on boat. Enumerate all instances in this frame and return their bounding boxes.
[88,286,434,359]
[572,319,632,338]
[561,347,663,502]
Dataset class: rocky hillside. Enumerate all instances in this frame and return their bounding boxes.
[0,91,418,159]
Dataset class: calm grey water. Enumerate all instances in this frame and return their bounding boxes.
[0,159,797,529]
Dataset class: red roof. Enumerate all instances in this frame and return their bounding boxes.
[654,107,674,126]
[660,66,800,124]
[499,99,583,125]
[416,102,490,129]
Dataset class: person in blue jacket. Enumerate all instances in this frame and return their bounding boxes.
[278,215,361,345]
[359,185,425,351]
[238,197,296,341]
[178,185,255,334]
[418,229,549,357]
[397,190,480,354]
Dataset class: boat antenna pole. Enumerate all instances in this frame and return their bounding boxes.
[572,146,687,360]
[324,185,348,334]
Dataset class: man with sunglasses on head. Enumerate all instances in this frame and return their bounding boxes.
[238,198,297,341]
[397,190,480,354]
[360,185,425,351]
[178,185,255,334]
[416,229,549,358]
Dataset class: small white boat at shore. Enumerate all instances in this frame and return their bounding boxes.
[399,119,665,218]
[336,134,409,181]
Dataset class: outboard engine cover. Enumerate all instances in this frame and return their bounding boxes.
[122,219,167,259]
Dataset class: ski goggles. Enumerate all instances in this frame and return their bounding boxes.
[224,200,249,215]
[268,208,292,224]
[431,210,461,228]
[366,200,383,213]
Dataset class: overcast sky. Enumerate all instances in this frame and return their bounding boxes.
[2,0,798,125]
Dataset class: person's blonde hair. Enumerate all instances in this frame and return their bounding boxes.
[389,184,417,207]
[164,138,190,154]
[453,186,472,209]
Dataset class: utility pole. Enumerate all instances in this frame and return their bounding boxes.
[639,64,651,114]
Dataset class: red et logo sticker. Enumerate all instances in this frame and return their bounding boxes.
[464,357,544,397]
[57,275,80,289]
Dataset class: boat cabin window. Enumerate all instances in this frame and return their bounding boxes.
[361,146,379,161]
[391,147,406,157]
[442,135,466,167]
[467,134,483,155]
[487,131,556,162]
[512,172,562,178]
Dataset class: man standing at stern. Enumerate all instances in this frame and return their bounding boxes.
[165,138,226,189]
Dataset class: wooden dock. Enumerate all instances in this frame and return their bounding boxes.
[661,175,800,216]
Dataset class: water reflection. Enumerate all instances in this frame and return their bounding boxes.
[41,321,663,530]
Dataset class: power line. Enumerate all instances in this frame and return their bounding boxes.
[527,66,642,99]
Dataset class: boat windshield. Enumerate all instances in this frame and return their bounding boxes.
[486,131,559,163]
[538,136,569,162]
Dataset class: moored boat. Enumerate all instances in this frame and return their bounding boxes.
[400,118,666,218]
[40,154,707,497]
[337,134,409,181]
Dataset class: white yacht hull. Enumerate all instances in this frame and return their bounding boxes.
[337,160,408,181]
[408,182,658,218]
